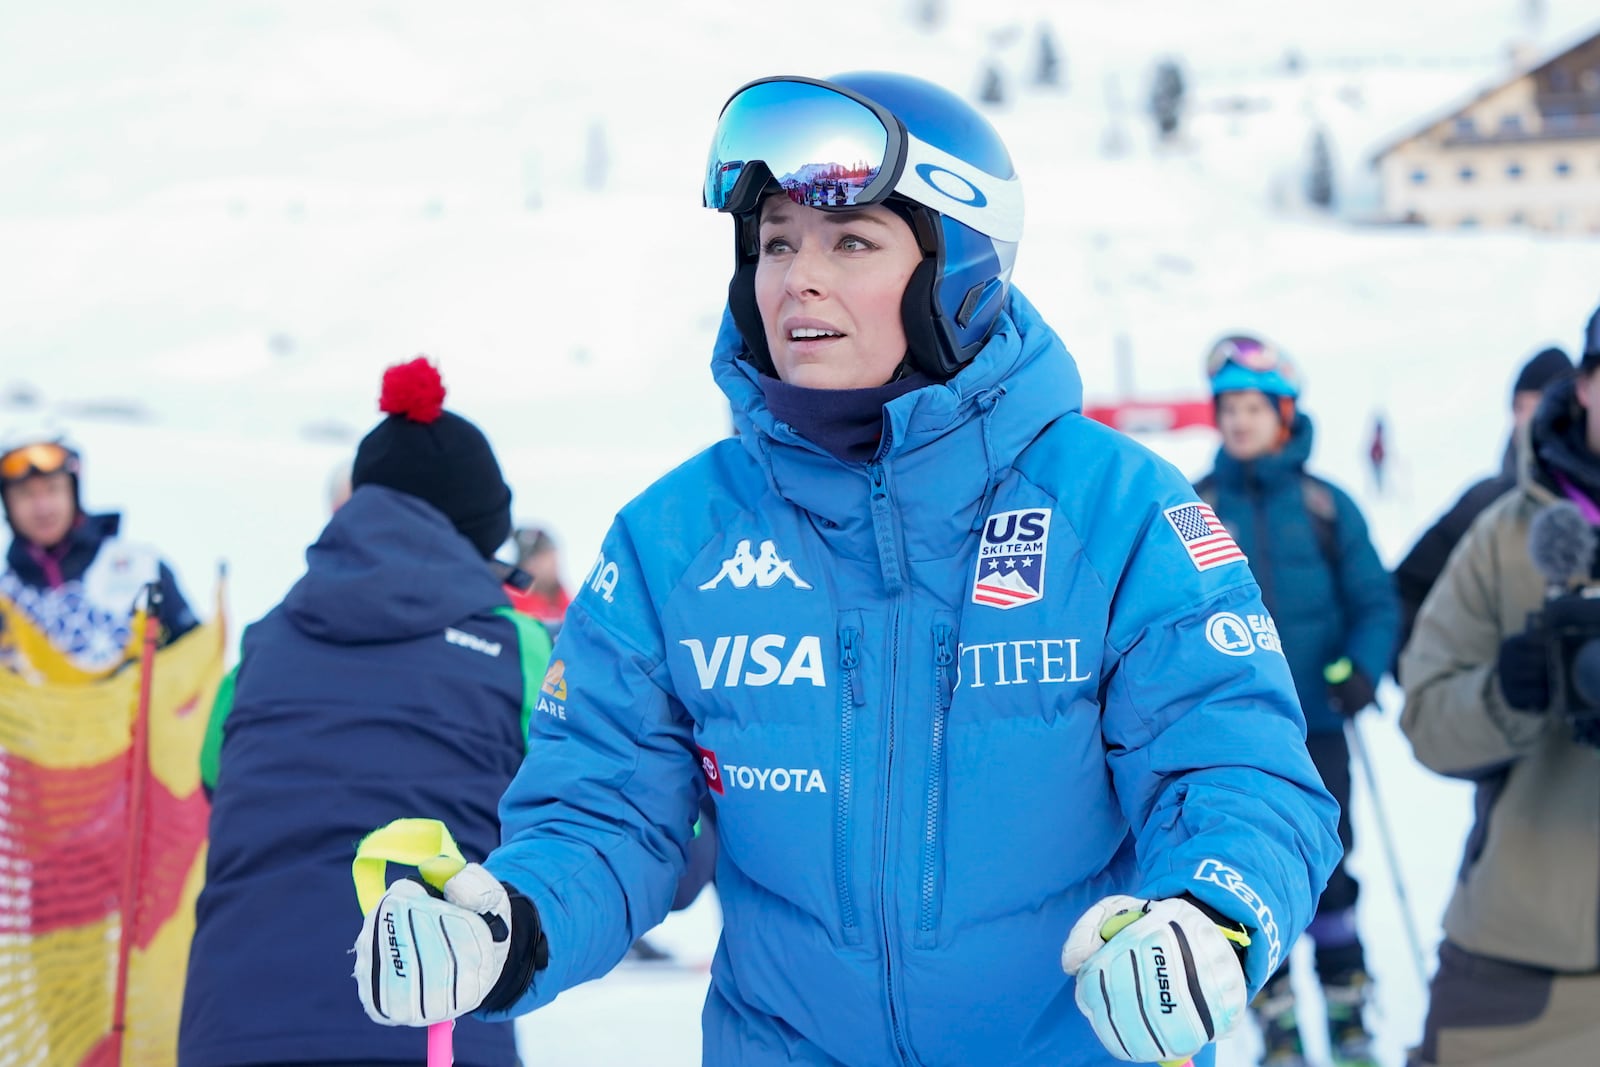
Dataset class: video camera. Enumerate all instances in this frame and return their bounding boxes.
[1526,500,1600,730]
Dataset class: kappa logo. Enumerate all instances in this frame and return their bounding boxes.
[972,509,1050,609]
[699,539,812,591]
[1204,612,1283,657]
[679,635,827,689]
[697,746,724,794]
[445,628,502,657]
[1194,859,1283,973]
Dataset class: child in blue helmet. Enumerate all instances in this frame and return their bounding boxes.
[352,74,1340,1067]
[1195,335,1398,1067]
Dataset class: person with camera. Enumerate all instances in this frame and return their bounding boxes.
[1194,335,1398,1067]
[1392,345,1573,661]
[1399,303,1600,1067]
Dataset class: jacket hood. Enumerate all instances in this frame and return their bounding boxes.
[1212,412,1314,489]
[1523,374,1600,507]
[714,287,1079,478]
[283,485,508,644]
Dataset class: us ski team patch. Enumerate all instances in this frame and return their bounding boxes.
[972,508,1050,609]
[1164,502,1246,571]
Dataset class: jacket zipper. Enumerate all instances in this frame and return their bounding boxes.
[836,624,865,945]
[917,622,956,948]
[868,461,912,1064]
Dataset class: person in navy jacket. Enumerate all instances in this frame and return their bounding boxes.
[1,435,196,678]
[182,359,548,1067]
[355,74,1341,1067]
[1195,336,1399,1066]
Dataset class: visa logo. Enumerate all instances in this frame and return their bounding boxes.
[679,635,827,690]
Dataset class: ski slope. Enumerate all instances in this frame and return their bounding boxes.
[4,2,1600,1064]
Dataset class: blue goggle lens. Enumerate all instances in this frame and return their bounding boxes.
[704,80,893,214]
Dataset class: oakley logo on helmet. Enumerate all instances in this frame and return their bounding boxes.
[915,163,986,207]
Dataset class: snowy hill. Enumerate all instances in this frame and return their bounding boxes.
[3,1,1600,1064]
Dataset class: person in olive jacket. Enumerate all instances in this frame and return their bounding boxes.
[1400,304,1600,1067]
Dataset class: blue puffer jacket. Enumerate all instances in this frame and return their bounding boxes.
[1202,416,1399,734]
[180,486,537,1067]
[484,292,1341,1067]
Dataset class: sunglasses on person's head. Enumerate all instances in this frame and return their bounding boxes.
[0,442,79,484]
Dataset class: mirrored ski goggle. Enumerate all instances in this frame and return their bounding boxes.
[1205,336,1301,388]
[0,441,78,484]
[702,77,1022,242]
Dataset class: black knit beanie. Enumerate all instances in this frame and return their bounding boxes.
[1513,345,1574,400]
[350,357,512,559]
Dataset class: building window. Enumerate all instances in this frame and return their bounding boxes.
[1459,216,1479,228]
[1507,161,1523,179]
[1500,114,1524,133]
[1510,212,1526,226]
[1410,169,1428,184]
[1454,116,1477,136]
[1555,159,1572,177]
[1459,165,1476,182]
[1581,69,1600,95]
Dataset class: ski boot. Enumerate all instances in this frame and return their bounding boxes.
[1324,975,1379,1067]
[1251,974,1307,1067]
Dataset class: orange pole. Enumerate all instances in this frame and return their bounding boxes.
[110,584,162,1067]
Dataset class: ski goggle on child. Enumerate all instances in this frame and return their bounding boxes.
[702,76,1023,243]
[1205,335,1302,391]
[0,441,80,485]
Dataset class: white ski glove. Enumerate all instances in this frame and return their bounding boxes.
[1061,895,1249,1064]
[353,862,513,1026]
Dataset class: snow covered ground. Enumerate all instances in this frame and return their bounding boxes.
[4,1,1600,1064]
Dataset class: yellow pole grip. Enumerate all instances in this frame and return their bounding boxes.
[352,817,468,916]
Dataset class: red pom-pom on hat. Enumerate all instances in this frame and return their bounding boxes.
[379,356,446,424]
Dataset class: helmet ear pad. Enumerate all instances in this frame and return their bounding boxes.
[724,198,976,384]
[728,247,775,378]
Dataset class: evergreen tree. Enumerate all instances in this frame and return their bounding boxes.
[1148,60,1186,140]
[979,63,1007,107]
[1306,126,1335,209]
[1035,25,1063,88]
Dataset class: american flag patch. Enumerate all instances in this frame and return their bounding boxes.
[1164,502,1246,571]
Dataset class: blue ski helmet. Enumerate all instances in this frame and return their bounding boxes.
[704,71,1023,380]
[1205,334,1302,400]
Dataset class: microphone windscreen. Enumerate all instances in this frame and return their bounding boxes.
[1528,500,1597,587]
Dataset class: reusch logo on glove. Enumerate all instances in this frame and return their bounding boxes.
[1152,945,1174,1014]
[384,911,406,977]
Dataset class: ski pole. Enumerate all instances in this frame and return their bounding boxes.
[112,582,162,1067]
[353,818,469,1067]
[1342,716,1430,991]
